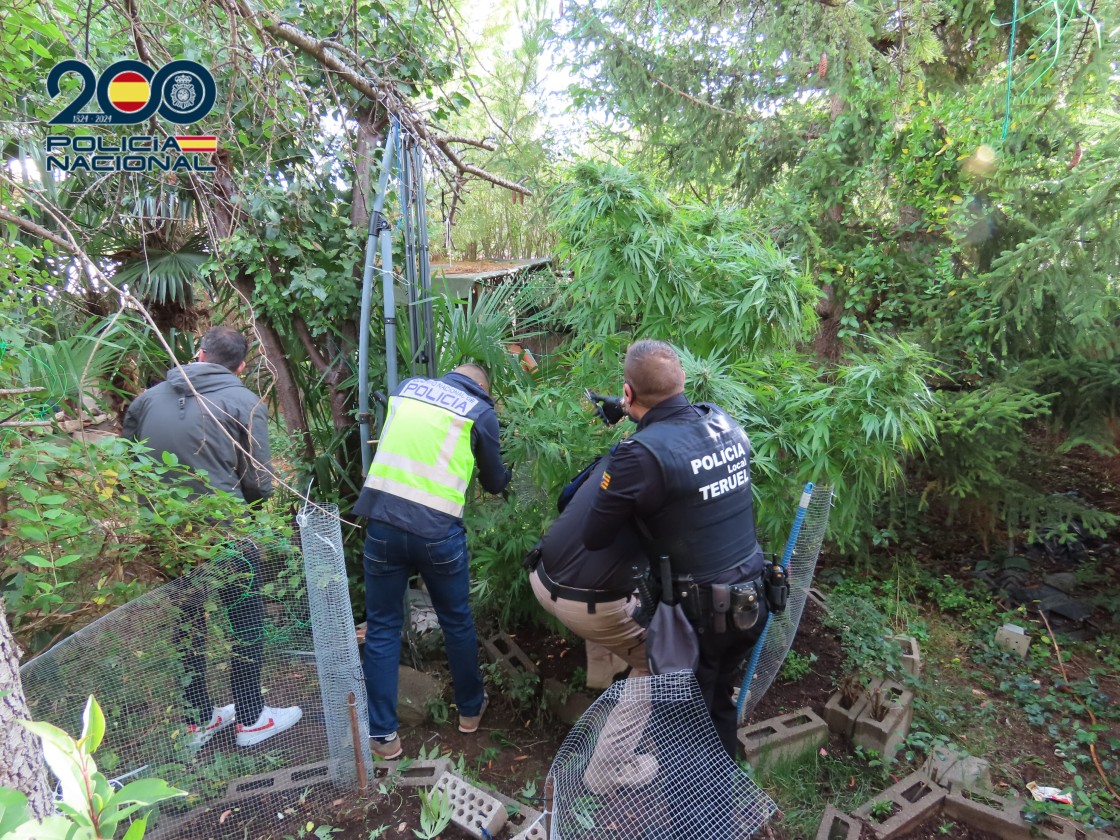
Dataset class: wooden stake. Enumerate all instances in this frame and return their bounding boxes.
[348,691,368,795]
[544,774,555,836]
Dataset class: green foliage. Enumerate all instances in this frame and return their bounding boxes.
[555,0,1120,546]
[545,161,940,552]
[778,651,815,683]
[0,696,185,839]
[481,662,541,721]
[675,340,937,551]
[413,788,452,840]
[753,742,890,839]
[431,0,556,262]
[550,162,819,353]
[0,433,288,652]
[919,383,1074,536]
[868,800,894,821]
[1023,776,1118,832]
[820,592,904,689]
[961,627,1120,828]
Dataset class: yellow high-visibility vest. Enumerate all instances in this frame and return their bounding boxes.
[364,379,478,518]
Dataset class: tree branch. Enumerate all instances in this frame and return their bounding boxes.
[293,314,331,374]
[0,208,77,253]
[650,77,737,116]
[225,0,531,195]
[439,135,496,151]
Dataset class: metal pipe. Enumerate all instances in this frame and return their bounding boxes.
[358,119,399,476]
[400,134,422,377]
[413,144,437,378]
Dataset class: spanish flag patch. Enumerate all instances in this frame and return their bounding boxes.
[600,471,611,490]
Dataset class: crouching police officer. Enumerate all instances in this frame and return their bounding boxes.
[583,339,768,758]
[527,456,649,687]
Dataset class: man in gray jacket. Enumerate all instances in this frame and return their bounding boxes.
[124,326,302,749]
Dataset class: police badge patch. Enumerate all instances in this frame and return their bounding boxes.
[166,73,200,115]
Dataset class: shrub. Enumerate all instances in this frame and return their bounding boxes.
[0,432,288,653]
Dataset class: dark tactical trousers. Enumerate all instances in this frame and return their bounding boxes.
[173,540,265,726]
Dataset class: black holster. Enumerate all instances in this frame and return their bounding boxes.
[676,579,761,634]
[632,565,658,628]
[763,562,789,613]
[522,544,542,572]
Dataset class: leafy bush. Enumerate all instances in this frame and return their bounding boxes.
[0,432,288,653]
[918,383,1118,541]
[550,161,820,353]
[0,695,185,839]
[820,592,903,691]
[546,161,941,554]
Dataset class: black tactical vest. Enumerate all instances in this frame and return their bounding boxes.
[631,404,762,579]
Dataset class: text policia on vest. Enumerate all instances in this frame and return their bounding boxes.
[400,378,479,415]
[690,441,749,501]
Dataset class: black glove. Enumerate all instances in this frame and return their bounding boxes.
[585,389,626,426]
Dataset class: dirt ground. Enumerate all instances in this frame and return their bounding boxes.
[204,441,1120,839]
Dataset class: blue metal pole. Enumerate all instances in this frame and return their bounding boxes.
[357,119,399,476]
[736,482,814,723]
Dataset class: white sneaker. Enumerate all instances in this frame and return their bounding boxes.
[235,705,303,747]
[186,704,235,751]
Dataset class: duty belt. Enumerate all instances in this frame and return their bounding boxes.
[534,563,633,613]
[674,577,764,634]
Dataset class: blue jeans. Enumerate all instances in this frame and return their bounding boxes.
[362,520,485,737]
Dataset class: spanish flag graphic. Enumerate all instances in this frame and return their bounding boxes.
[174,136,218,153]
[107,71,150,114]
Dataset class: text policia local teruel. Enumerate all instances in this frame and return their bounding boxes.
[691,442,749,500]
[43,135,216,172]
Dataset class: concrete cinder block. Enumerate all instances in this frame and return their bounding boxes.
[225,761,330,798]
[1037,816,1085,839]
[483,631,538,675]
[823,689,869,739]
[852,680,914,762]
[542,677,595,725]
[490,787,544,835]
[995,623,1031,658]
[815,805,861,840]
[944,783,1030,840]
[434,771,508,839]
[854,771,946,840]
[890,634,922,679]
[373,758,452,788]
[510,814,548,840]
[738,707,828,772]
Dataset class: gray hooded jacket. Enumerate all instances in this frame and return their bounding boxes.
[122,362,273,503]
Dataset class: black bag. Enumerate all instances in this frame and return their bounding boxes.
[646,555,700,675]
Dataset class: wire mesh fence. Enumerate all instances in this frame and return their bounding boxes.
[737,484,834,723]
[19,505,369,839]
[549,670,778,839]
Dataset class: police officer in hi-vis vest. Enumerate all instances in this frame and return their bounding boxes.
[584,340,769,758]
[355,364,511,759]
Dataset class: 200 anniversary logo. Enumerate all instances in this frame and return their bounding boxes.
[44,58,218,173]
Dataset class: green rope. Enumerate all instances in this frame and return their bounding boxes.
[995,0,1103,140]
[1002,0,1020,140]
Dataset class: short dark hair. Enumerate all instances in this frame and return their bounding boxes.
[624,340,685,406]
[200,326,248,372]
[453,363,490,394]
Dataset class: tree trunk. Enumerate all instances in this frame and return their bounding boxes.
[203,152,316,466]
[230,270,316,465]
[350,105,388,232]
[0,599,53,819]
